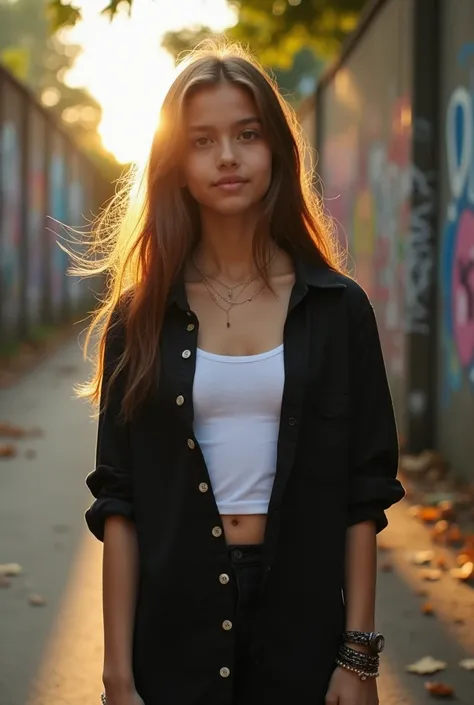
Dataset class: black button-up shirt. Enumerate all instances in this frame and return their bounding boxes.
[85,255,405,705]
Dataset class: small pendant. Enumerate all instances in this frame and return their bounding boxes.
[228,290,232,300]
[226,322,230,328]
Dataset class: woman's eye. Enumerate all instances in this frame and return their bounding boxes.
[240,130,259,141]
[195,137,211,147]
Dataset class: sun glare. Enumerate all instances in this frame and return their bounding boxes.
[63,0,237,164]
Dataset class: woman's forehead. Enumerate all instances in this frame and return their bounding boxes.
[185,83,259,128]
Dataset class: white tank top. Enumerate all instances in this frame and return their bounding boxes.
[193,345,285,514]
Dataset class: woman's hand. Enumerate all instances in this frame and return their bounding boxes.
[325,666,379,705]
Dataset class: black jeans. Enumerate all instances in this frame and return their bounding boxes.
[228,544,263,704]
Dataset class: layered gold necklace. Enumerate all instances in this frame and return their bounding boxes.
[192,248,277,328]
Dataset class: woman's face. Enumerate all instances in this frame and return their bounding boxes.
[181,82,272,217]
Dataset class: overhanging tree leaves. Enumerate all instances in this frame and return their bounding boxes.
[49,0,366,64]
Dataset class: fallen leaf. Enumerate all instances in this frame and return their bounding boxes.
[447,525,463,544]
[459,658,474,671]
[0,575,11,588]
[425,681,454,698]
[412,550,434,565]
[406,656,447,675]
[0,422,26,438]
[453,617,465,625]
[456,553,471,566]
[28,593,46,606]
[420,568,442,581]
[450,561,474,581]
[419,507,443,523]
[421,602,435,616]
[0,444,16,458]
[0,562,22,576]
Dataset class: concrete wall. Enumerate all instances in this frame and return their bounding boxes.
[313,0,474,479]
[0,66,107,348]
[437,0,474,478]
[316,0,414,437]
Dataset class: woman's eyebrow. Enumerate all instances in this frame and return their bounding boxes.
[188,117,262,132]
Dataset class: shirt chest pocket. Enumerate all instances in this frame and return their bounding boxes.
[303,392,352,485]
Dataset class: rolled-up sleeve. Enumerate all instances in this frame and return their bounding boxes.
[347,289,405,533]
[85,310,134,541]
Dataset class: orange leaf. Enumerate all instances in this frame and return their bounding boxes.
[419,507,442,523]
[424,681,454,697]
[450,561,474,581]
[447,525,463,544]
[421,602,435,616]
[0,444,16,458]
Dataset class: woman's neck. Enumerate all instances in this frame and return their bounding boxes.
[195,211,272,283]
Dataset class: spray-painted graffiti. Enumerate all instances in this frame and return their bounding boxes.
[323,94,412,378]
[0,120,22,334]
[68,153,85,309]
[443,43,474,397]
[26,114,45,326]
[49,138,68,317]
[406,156,435,336]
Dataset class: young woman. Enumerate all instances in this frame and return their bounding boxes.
[78,42,404,705]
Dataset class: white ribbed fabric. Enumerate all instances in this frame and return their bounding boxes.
[193,345,285,514]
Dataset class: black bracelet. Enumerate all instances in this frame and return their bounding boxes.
[336,644,379,677]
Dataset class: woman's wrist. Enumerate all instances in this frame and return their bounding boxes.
[102,670,135,691]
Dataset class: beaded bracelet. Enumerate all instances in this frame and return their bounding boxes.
[100,692,107,705]
[336,644,379,680]
[335,659,380,681]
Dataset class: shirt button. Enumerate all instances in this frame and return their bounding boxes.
[176,395,185,406]
[187,439,195,450]
[212,526,223,538]
[288,417,297,426]
[182,349,191,359]
[222,620,233,631]
[198,482,209,493]
[220,667,231,678]
[219,573,230,585]
[186,323,195,332]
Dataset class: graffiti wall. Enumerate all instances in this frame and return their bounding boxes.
[438,0,474,476]
[316,0,413,430]
[0,66,107,346]
[0,81,22,338]
[26,108,46,328]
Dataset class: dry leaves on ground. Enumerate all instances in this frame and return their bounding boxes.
[0,444,16,458]
[406,656,447,675]
[28,593,46,607]
[425,682,454,698]
[450,561,474,581]
[459,658,474,671]
[0,563,22,576]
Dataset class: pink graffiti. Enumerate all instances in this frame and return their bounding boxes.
[452,209,474,366]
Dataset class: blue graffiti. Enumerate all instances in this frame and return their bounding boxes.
[442,43,474,401]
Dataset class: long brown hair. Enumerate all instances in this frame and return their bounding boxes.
[72,40,341,421]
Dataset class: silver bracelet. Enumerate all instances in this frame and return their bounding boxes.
[335,659,380,681]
